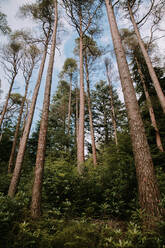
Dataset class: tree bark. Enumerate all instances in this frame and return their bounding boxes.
[77,10,85,173]
[30,0,58,219]
[8,40,49,198]
[85,54,97,167]
[135,57,164,152]
[103,101,109,145]
[0,75,16,129]
[105,63,118,146]
[128,3,165,114]
[8,80,29,173]
[8,59,35,173]
[22,99,29,133]
[67,74,72,135]
[105,0,162,219]
[76,86,79,164]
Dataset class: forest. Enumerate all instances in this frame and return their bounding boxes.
[0,0,165,247]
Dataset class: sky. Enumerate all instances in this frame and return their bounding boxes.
[0,0,75,130]
[0,0,165,131]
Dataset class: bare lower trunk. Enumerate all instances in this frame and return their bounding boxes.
[31,0,58,219]
[8,80,30,173]
[22,99,29,133]
[76,87,79,163]
[0,75,16,129]
[85,55,97,167]
[67,75,72,135]
[0,132,2,142]
[128,3,165,114]
[103,105,108,144]
[8,43,48,198]
[105,64,118,146]
[77,13,85,173]
[105,0,162,219]
[135,57,164,152]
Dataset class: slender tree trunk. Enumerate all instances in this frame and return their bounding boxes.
[105,0,162,219]
[84,55,97,167]
[135,57,164,152]
[31,0,58,219]
[128,3,165,114]
[105,64,118,146]
[67,74,72,135]
[103,103,108,144]
[8,79,30,173]
[0,79,1,101]
[0,75,16,129]
[77,11,85,173]
[8,42,49,198]
[76,86,79,163]
[0,132,2,142]
[8,60,35,173]
[22,99,29,133]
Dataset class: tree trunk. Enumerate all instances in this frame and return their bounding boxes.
[77,11,85,173]
[22,99,29,133]
[105,64,118,146]
[8,59,35,173]
[67,74,72,135]
[31,0,58,219]
[135,57,164,152]
[8,40,49,198]
[8,79,30,173]
[84,54,97,167]
[103,102,108,145]
[0,75,16,129]
[76,86,79,164]
[128,3,165,114]
[105,0,162,219]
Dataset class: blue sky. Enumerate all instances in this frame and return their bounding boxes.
[0,0,114,131]
[0,0,76,130]
[1,0,165,131]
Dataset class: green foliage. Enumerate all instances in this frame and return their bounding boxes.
[0,10,11,34]
[19,0,54,24]
[91,80,127,144]
[10,41,22,53]
[52,220,100,248]
[129,38,165,155]
[156,167,165,208]
[60,57,77,80]
[0,166,11,194]
[42,139,136,219]
[44,79,77,160]
[1,0,165,246]
[1,214,165,248]
[0,124,15,163]
[42,160,76,216]
[0,132,165,247]
[19,0,55,45]
[0,193,27,247]
[10,93,23,105]
[74,35,102,62]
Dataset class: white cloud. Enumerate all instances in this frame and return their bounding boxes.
[0,0,37,103]
[1,0,165,108]
[117,1,165,54]
[55,27,74,72]
[100,35,110,46]
[1,0,35,30]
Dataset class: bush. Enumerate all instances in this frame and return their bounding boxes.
[10,219,165,248]
[42,151,137,219]
[0,193,25,247]
[53,220,100,248]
